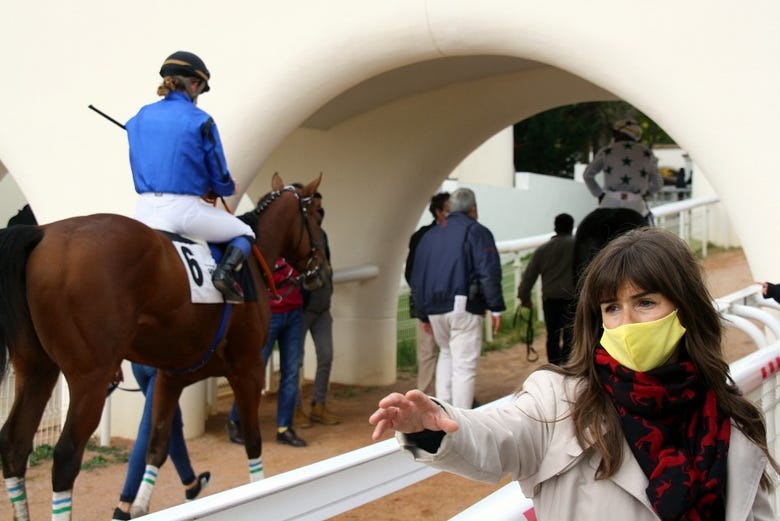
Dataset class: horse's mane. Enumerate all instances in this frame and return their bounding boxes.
[237,186,301,229]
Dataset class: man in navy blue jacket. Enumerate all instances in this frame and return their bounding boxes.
[410,188,505,408]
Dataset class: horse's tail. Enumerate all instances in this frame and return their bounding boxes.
[0,225,44,383]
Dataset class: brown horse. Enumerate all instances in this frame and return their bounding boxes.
[0,173,328,520]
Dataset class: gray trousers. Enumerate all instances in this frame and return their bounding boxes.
[301,308,334,404]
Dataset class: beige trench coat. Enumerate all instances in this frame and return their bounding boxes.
[398,370,774,520]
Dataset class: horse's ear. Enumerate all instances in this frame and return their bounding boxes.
[303,172,322,196]
[272,172,284,191]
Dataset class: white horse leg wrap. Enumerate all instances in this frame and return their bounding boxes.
[248,457,265,482]
[130,464,158,517]
[5,477,30,521]
[51,490,73,521]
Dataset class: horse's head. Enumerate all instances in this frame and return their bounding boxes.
[285,174,330,291]
[248,172,330,292]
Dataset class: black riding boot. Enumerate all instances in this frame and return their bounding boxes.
[212,245,246,304]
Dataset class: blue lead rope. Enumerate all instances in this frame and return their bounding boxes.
[170,303,233,374]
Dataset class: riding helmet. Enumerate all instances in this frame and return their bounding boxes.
[160,51,211,92]
[612,118,642,141]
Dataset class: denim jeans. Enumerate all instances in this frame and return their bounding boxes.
[231,308,304,429]
[119,363,195,503]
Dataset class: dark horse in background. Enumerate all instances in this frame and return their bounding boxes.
[573,207,649,283]
[0,173,328,520]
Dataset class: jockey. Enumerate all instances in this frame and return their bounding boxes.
[126,50,254,304]
[583,118,663,223]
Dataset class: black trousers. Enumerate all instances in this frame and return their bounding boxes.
[542,298,575,366]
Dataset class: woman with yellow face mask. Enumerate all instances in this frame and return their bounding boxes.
[369,227,778,521]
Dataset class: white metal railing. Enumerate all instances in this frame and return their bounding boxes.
[139,438,442,521]
[0,366,65,449]
[139,395,515,521]
[494,195,720,334]
[652,195,719,257]
[140,283,780,520]
[332,264,379,284]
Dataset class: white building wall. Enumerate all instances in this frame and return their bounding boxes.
[450,127,514,187]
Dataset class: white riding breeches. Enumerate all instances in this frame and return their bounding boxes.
[134,193,255,243]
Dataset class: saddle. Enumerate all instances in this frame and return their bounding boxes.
[159,231,257,303]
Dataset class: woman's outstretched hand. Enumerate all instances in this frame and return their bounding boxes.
[369,390,459,441]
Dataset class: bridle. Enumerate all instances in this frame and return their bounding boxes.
[164,185,325,375]
[253,185,324,288]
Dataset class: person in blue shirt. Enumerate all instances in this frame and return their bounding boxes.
[126,51,254,303]
[112,363,210,521]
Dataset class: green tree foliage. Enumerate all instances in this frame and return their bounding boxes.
[513,102,675,178]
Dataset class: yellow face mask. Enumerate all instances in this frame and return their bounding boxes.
[600,310,687,372]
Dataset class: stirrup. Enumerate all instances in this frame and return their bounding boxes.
[213,275,244,304]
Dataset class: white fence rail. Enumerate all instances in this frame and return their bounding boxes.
[140,396,514,521]
[493,195,720,336]
[141,284,780,520]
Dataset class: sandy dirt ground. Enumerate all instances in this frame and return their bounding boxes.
[2,248,759,521]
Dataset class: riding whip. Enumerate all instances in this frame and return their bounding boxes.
[88,104,126,130]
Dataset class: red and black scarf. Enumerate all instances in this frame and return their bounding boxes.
[595,346,730,521]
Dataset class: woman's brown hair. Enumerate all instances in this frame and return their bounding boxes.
[559,227,778,486]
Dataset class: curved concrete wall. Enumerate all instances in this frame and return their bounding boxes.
[1,1,778,387]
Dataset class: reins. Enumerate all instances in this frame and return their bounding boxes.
[251,186,323,290]
[213,185,323,298]
[252,244,281,301]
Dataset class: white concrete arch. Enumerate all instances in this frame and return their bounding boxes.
[249,64,613,383]
[1,1,778,385]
